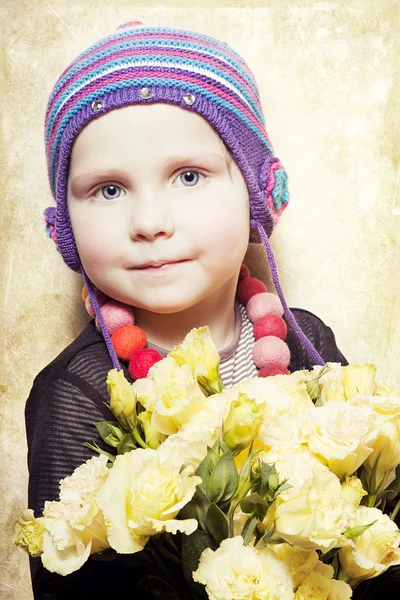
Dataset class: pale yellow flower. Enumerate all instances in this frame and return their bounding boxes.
[193,535,294,600]
[97,448,200,554]
[169,326,223,394]
[137,409,167,449]
[107,368,136,423]
[364,419,400,484]
[133,357,207,436]
[301,402,375,479]
[275,467,354,552]
[341,476,367,508]
[294,565,352,600]
[348,392,400,419]
[261,444,327,488]
[14,509,45,557]
[307,363,346,404]
[339,506,400,584]
[342,365,377,400]
[272,544,319,588]
[223,393,264,453]
[41,455,110,575]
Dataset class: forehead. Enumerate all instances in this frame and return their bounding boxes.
[71,103,228,159]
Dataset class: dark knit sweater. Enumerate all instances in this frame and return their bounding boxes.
[25,309,398,599]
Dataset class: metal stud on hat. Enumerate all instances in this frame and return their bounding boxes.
[183,93,196,106]
[139,87,154,99]
[91,100,103,112]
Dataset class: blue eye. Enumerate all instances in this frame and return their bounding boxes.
[177,171,204,187]
[94,185,126,200]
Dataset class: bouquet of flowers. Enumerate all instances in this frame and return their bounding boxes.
[15,327,400,599]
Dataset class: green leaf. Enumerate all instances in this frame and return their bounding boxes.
[242,515,259,545]
[83,441,115,463]
[196,447,220,493]
[240,492,268,521]
[181,529,210,592]
[206,452,238,504]
[343,521,377,539]
[386,465,400,501]
[94,421,125,448]
[179,487,211,532]
[117,433,136,454]
[206,502,228,546]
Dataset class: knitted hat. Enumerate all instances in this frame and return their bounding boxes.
[43,21,324,367]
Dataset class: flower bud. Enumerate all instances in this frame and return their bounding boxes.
[137,409,167,449]
[107,368,136,424]
[223,393,264,453]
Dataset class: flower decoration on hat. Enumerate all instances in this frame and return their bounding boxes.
[43,206,57,246]
[260,157,290,227]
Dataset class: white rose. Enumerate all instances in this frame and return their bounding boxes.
[339,506,400,584]
[41,455,110,575]
[272,544,319,588]
[97,448,200,553]
[341,476,367,508]
[193,535,294,600]
[294,562,352,600]
[275,467,354,552]
[133,357,207,435]
[349,392,400,419]
[302,402,375,478]
[364,419,400,484]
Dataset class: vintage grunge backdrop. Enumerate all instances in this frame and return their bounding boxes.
[1,1,399,598]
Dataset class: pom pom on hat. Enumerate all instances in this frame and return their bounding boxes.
[252,336,290,369]
[246,292,283,323]
[259,364,290,377]
[129,348,163,380]
[95,301,135,335]
[254,314,287,340]
[111,325,146,361]
[236,277,267,305]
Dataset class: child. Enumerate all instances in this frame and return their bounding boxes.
[25,21,392,599]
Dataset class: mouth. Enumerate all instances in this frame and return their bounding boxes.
[134,259,188,272]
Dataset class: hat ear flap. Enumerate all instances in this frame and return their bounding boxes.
[44,206,58,247]
[261,157,290,227]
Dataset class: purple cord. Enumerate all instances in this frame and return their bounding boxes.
[251,220,325,366]
[81,270,122,371]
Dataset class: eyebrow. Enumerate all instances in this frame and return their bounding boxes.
[69,152,228,194]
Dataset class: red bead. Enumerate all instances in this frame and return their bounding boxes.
[254,314,287,340]
[236,277,267,305]
[238,264,250,282]
[129,348,163,380]
[111,325,146,361]
[258,364,290,377]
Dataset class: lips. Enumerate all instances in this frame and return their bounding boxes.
[134,259,187,270]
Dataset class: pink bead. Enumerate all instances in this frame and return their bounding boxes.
[259,364,290,378]
[246,292,283,323]
[254,314,287,340]
[95,300,135,335]
[252,336,291,369]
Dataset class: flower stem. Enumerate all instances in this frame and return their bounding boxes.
[390,498,400,521]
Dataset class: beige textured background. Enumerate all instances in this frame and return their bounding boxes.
[1,1,399,597]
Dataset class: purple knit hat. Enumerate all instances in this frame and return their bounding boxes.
[43,21,324,367]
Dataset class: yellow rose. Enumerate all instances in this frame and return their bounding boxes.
[169,326,223,394]
[14,509,45,557]
[133,357,207,436]
[341,476,367,508]
[193,536,294,600]
[223,393,264,453]
[302,402,375,479]
[339,506,400,584]
[41,455,110,575]
[294,564,352,600]
[275,467,354,552]
[107,368,136,423]
[342,365,377,400]
[98,448,200,553]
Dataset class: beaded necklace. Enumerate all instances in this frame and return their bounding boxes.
[82,265,291,381]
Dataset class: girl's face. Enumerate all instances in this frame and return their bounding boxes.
[67,103,250,314]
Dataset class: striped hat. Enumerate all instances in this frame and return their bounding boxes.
[43,21,290,272]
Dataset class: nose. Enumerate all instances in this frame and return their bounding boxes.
[128,194,175,242]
